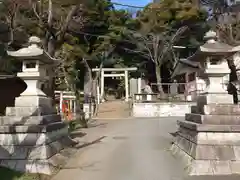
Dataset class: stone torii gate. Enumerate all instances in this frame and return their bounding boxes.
[92,67,138,102]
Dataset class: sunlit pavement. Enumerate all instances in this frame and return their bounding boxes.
[52,117,240,180]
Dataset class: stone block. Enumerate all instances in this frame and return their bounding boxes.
[180,137,191,154]
[211,161,232,175]
[190,143,196,157]
[171,143,240,175]
[0,146,13,159]
[230,161,240,174]
[177,136,185,150]
[186,113,240,125]
[203,104,240,115]
[233,146,240,160]
[197,132,208,144]
[6,106,55,116]
[191,106,198,113]
[0,133,39,146]
[205,132,223,145]
[195,145,216,160]
[0,159,17,169]
[0,114,61,125]
[197,94,233,109]
[0,145,29,160]
[0,159,54,175]
[0,137,69,160]
[206,133,240,146]
[132,102,194,117]
[189,160,213,175]
[0,144,78,175]
[179,128,198,143]
[170,143,193,168]
[15,96,52,108]
[178,120,240,132]
[177,130,240,145]
[36,127,68,145]
[215,145,235,160]
[10,146,29,160]
[28,141,63,160]
[0,122,67,134]
[0,127,68,146]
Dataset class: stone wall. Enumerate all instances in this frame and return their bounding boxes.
[132,102,195,117]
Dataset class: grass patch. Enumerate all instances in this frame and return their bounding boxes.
[67,114,89,132]
[0,167,50,180]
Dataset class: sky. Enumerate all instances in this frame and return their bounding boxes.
[111,0,152,9]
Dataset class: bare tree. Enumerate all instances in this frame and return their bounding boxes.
[126,26,188,95]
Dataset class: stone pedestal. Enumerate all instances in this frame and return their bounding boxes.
[0,106,76,174]
[171,104,240,175]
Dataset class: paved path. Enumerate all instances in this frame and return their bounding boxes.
[52,118,240,180]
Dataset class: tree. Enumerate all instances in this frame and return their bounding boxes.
[0,0,96,101]
[124,0,208,95]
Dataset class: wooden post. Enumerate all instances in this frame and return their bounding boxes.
[59,91,63,114]
[100,69,104,102]
[125,70,129,102]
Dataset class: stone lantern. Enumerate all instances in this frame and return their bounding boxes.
[171,31,240,176]
[198,31,235,104]
[7,36,55,110]
[1,36,76,175]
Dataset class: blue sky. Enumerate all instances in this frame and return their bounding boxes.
[111,0,152,8]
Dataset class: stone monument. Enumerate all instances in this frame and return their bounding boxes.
[171,31,240,175]
[0,36,76,174]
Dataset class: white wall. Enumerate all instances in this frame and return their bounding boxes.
[132,102,195,117]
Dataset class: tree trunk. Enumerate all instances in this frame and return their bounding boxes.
[82,58,94,121]
[93,62,104,117]
[155,65,165,97]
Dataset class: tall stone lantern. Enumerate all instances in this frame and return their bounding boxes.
[3,36,76,175]
[171,31,240,176]
[7,36,54,110]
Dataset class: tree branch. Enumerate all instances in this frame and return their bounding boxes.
[56,4,81,41]
[48,0,53,26]
[122,47,150,59]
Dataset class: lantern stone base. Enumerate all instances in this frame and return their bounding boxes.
[197,93,233,106]
[171,143,240,175]
[15,96,53,109]
[0,106,77,175]
[171,104,240,175]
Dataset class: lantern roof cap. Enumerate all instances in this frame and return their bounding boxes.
[7,36,43,57]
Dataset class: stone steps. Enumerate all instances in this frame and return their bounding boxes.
[94,101,130,119]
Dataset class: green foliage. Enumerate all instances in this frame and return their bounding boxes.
[0,0,210,93]
[0,166,49,180]
[54,0,134,91]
